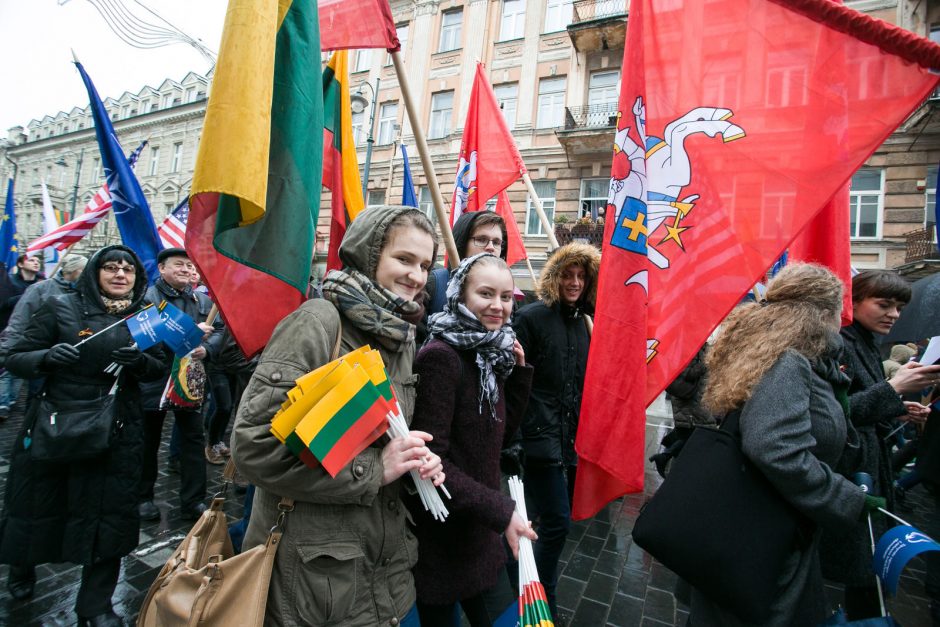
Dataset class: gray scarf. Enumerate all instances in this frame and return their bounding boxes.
[322,268,419,353]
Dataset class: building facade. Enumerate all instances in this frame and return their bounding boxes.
[2,0,938,282]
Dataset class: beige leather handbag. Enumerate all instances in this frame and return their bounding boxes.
[137,461,293,626]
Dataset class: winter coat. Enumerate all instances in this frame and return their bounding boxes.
[407,339,533,604]
[665,347,715,429]
[232,206,426,627]
[0,272,41,331]
[820,321,906,586]
[513,243,599,465]
[691,348,865,626]
[0,274,76,364]
[139,277,216,411]
[0,245,165,567]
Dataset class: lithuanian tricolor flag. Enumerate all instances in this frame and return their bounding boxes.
[323,51,365,271]
[187,0,323,358]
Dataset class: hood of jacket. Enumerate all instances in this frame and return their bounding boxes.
[452,211,508,261]
[338,205,436,280]
[77,245,150,314]
[537,242,601,308]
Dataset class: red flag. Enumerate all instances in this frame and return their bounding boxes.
[319,0,400,52]
[495,190,527,267]
[451,63,527,225]
[572,0,940,520]
[789,185,854,326]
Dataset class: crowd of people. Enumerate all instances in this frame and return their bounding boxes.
[0,205,935,626]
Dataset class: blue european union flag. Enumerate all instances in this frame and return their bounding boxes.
[125,305,164,351]
[74,60,163,282]
[1,179,17,270]
[157,301,205,357]
[401,144,418,208]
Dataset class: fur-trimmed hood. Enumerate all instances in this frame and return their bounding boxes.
[537,242,601,308]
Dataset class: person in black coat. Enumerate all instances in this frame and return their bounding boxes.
[512,242,600,620]
[0,245,165,626]
[820,270,940,620]
[0,254,44,418]
[137,247,217,522]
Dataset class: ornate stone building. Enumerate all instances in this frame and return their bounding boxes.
[2,0,938,281]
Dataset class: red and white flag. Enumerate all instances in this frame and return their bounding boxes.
[572,0,940,519]
[157,199,189,249]
[27,186,112,252]
[451,63,527,226]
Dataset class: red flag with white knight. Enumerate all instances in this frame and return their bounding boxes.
[451,63,527,225]
[572,0,940,520]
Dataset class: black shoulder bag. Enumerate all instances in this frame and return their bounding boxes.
[27,388,122,464]
[631,409,814,623]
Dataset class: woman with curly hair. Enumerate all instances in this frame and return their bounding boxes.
[692,264,872,626]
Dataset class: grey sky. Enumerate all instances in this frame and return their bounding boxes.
[1,0,226,133]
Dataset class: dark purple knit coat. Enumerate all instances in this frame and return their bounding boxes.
[408,339,533,605]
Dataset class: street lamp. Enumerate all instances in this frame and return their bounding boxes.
[350,78,381,200]
[54,148,84,220]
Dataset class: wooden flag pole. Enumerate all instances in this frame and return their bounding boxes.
[524,257,537,284]
[47,243,76,278]
[391,50,461,267]
[521,171,559,249]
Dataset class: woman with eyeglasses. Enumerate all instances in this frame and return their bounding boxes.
[0,245,166,626]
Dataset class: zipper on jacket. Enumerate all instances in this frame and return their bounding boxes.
[50,412,57,426]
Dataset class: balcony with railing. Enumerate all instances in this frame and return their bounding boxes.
[904,227,940,263]
[568,0,628,52]
[556,102,619,157]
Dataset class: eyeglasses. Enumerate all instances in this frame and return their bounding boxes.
[101,264,136,275]
[469,236,503,249]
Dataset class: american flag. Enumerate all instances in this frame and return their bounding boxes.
[26,140,147,253]
[27,186,112,252]
[158,199,188,249]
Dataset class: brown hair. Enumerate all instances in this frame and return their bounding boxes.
[382,210,439,260]
[702,263,843,415]
[851,270,911,304]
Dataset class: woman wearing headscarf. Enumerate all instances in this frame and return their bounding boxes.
[692,264,871,626]
[232,206,445,627]
[408,253,535,626]
[0,245,165,626]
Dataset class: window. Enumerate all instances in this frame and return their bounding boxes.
[544,0,573,32]
[121,106,129,119]
[148,147,160,177]
[849,168,883,239]
[140,100,150,113]
[367,190,386,207]
[926,165,937,241]
[170,142,183,173]
[439,9,462,52]
[387,24,409,65]
[429,91,454,139]
[589,71,619,106]
[580,179,608,220]
[355,49,372,73]
[351,109,365,146]
[537,77,566,129]
[494,83,518,129]
[186,87,197,102]
[377,102,398,145]
[526,180,556,235]
[89,158,101,184]
[419,187,434,219]
[163,94,174,108]
[500,0,526,41]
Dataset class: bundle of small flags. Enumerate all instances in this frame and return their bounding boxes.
[509,476,554,627]
[162,353,206,409]
[268,345,449,519]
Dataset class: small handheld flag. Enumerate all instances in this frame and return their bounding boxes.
[874,524,940,595]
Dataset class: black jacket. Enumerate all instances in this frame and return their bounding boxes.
[139,277,217,411]
[0,272,41,331]
[0,274,76,364]
[665,347,714,429]
[513,301,590,465]
[0,245,166,566]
